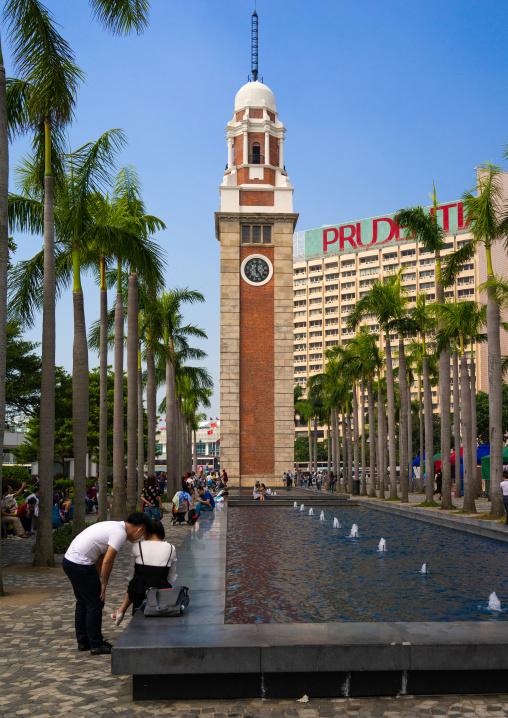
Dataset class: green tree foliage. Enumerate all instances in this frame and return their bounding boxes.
[15,366,148,473]
[294,436,330,463]
[476,387,508,446]
[5,320,42,420]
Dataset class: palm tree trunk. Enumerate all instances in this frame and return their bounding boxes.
[377,387,386,499]
[187,419,192,472]
[407,381,413,492]
[146,342,156,477]
[486,286,504,517]
[460,353,475,513]
[368,379,376,497]
[313,416,318,476]
[452,348,461,497]
[418,376,424,493]
[360,378,366,494]
[398,337,409,503]
[126,273,138,514]
[341,412,347,492]
[137,345,144,505]
[470,354,479,497]
[385,333,397,498]
[165,355,176,498]
[193,430,197,473]
[346,412,353,493]
[34,121,56,567]
[0,51,8,590]
[327,423,331,477]
[330,409,336,475]
[308,420,313,472]
[98,261,108,522]
[436,256,452,509]
[334,408,340,484]
[439,347,452,508]
[71,286,89,537]
[111,284,126,520]
[352,385,360,492]
[423,356,434,503]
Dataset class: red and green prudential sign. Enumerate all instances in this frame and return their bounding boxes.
[303,201,469,260]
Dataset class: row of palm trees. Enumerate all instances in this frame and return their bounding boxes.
[296,166,508,519]
[8,144,213,556]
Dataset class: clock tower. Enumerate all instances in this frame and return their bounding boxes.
[215,12,298,486]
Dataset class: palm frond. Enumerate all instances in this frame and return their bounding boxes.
[8,193,43,234]
[441,240,477,286]
[4,0,85,126]
[89,0,149,35]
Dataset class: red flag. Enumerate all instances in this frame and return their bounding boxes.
[210,417,213,421]
[207,430,213,435]
[211,422,217,428]
[216,439,220,445]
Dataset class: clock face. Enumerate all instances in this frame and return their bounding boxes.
[244,257,270,283]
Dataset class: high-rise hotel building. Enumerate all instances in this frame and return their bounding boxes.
[292,178,508,435]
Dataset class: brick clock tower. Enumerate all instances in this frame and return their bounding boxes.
[215,22,298,487]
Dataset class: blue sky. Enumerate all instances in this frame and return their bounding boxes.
[7,0,508,418]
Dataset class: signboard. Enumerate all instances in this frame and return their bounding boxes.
[302,201,468,261]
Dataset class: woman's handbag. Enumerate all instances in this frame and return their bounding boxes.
[143,586,190,617]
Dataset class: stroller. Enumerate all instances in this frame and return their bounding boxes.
[171,495,197,526]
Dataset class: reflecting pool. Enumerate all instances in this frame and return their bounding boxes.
[225,506,508,623]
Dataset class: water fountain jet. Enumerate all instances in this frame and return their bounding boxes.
[420,563,428,575]
[309,508,314,516]
[319,511,325,521]
[349,523,359,538]
[300,504,304,512]
[333,517,340,528]
[378,538,386,552]
[488,592,502,612]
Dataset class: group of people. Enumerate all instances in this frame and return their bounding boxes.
[1,481,39,539]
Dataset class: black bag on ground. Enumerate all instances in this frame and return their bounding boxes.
[143,586,190,617]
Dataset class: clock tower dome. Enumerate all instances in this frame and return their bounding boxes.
[215,11,298,486]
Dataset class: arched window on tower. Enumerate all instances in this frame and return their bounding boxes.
[251,142,262,164]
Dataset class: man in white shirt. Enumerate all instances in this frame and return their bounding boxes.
[500,471,508,525]
[63,512,151,655]
[26,489,39,531]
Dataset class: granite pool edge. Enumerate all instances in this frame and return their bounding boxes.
[355,498,508,544]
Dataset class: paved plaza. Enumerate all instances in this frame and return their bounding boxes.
[2,505,508,718]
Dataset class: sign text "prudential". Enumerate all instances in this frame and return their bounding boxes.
[302,202,469,260]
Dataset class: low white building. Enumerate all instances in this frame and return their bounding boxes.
[156,419,220,470]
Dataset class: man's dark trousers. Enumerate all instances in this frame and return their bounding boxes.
[503,496,508,525]
[63,557,104,648]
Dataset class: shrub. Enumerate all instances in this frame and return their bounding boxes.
[2,465,31,484]
[53,524,74,554]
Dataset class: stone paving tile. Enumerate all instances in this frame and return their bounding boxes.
[2,510,508,718]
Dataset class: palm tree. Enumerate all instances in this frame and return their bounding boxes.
[397,193,452,507]
[112,167,165,514]
[348,270,407,498]
[349,329,383,497]
[443,164,508,517]
[434,300,487,513]
[295,397,314,470]
[5,3,82,566]
[152,290,206,496]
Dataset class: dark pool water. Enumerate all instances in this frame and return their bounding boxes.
[225,506,508,623]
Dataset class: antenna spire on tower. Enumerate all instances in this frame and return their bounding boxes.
[249,8,262,83]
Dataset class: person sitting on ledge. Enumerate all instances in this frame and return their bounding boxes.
[111,519,177,625]
[194,486,215,517]
[253,482,261,500]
